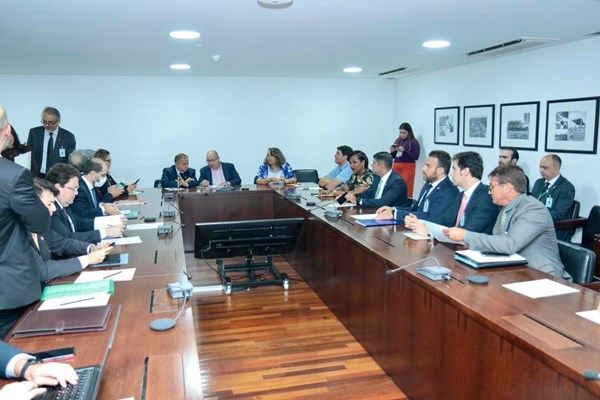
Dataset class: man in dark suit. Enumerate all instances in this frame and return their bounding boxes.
[27,107,76,178]
[405,151,499,235]
[161,153,200,188]
[199,150,242,187]
[0,340,78,398]
[530,154,575,241]
[47,163,124,243]
[0,107,51,339]
[376,150,458,221]
[71,158,121,219]
[347,152,408,208]
[446,165,570,279]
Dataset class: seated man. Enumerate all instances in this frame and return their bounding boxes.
[498,147,529,194]
[377,150,457,221]
[405,151,499,235]
[0,340,78,399]
[47,163,124,243]
[71,158,121,219]
[199,150,241,187]
[68,149,91,172]
[32,178,112,282]
[445,164,570,280]
[318,145,353,190]
[346,152,408,208]
[530,154,575,241]
[161,153,199,188]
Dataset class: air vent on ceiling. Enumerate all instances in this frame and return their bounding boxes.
[465,37,559,57]
[378,67,407,78]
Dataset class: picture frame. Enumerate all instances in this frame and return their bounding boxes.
[434,106,460,145]
[545,96,600,154]
[463,104,495,148]
[499,101,540,150]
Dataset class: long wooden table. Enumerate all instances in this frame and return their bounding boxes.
[181,185,600,399]
[2,189,203,400]
[5,185,600,399]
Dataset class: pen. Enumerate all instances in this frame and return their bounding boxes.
[103,271,122,280]
[139,215,145,221]
[60,297,94,306]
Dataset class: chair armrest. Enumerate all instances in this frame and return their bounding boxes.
[554,218,587,230]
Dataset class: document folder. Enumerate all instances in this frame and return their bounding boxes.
[454,250,527,269]
[12,305,112,338]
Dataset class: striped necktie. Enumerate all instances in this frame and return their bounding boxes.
[495,208,507,235]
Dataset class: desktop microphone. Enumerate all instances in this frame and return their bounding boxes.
[162,192,175,201]
[149,284,190,332]
[385,256,450,278]
[308,201,342,218]
[584,370,600,380]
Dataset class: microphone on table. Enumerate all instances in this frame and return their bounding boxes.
[385,256,451,280]
[309,201,342,218]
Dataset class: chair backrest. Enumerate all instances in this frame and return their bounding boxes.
[557,240,596,283]
[154,179,161,188]
[582,206,600,245]
[294,169,319,184]
[561,200,581,242]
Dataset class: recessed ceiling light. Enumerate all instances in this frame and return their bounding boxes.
[423,40,451,49]
[258,0,293,9]
[170,64,191,70]
[343,67,363,73]
[169,31,200,40]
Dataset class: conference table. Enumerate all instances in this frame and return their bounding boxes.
[4,184,600,399]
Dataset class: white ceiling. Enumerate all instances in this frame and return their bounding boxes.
[2,0,599,78]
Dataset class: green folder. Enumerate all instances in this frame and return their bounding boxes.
[41,280,115,301]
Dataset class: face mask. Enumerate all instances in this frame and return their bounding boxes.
[95,176,107,187]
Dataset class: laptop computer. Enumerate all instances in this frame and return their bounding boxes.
[36,305,121,400]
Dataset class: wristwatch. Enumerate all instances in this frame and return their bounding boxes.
[20,358,41,379]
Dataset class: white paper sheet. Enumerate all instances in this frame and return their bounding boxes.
[75,268,136,283]
[38,293,111,310]
[502,278,580,299]
[350,214,378,220]
[101,236,142,245]
[94,215,123,229]
[115,200,147,206]
[423,221,464,244]
[126,222,163,231]
[403,231,430,240]
[576,310,600,325]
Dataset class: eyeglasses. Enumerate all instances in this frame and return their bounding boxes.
[64,185,79,193]
[489,183,504,192]
[41,119,58,126]
[206,159,218,162]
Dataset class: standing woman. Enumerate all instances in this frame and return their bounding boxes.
[390,122,420,198]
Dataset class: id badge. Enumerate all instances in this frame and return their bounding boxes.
[423,199,429,212]
[545,196,553,208]
[59,147,66,158]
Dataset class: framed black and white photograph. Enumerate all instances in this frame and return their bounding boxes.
[434,106,460,145]
[545,96,599,154]
[499,101,540,150]
[463,104,495,148]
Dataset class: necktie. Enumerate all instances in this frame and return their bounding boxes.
[374,179,384,199]
[46,132,54,172]
[455,193,468,227]
[417,183,433,208]
[62,208,75,232]
[90,186,98,206]
[495,208,507,235]
[538,181,550,200]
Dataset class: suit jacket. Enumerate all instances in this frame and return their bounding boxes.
[199,162,242,186]
[27,126,76,177]
[531,175,575,241]
[427,182,499,234]
[51,201,101,243]
[31,233,82,282]
[0,341,25,378]
[0,158,50,310]
[97,173,128,203]
[467,194,569,279]
[394,176,458,221]
[161,166,199,188]
[71,176,103,219]
[356,170,408,208]
[45,227,90,259]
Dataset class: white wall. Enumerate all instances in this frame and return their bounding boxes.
[0,76,394,185]
[393,35,600,220]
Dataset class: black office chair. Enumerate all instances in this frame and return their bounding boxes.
[557,240,596,284]
[154,179,161,188]
[294,169,319,184]
[558,200,580,242]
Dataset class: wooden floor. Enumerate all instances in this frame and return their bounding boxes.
[187,254,407,400]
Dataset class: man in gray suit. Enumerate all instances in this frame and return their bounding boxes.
[445,164,570,279]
